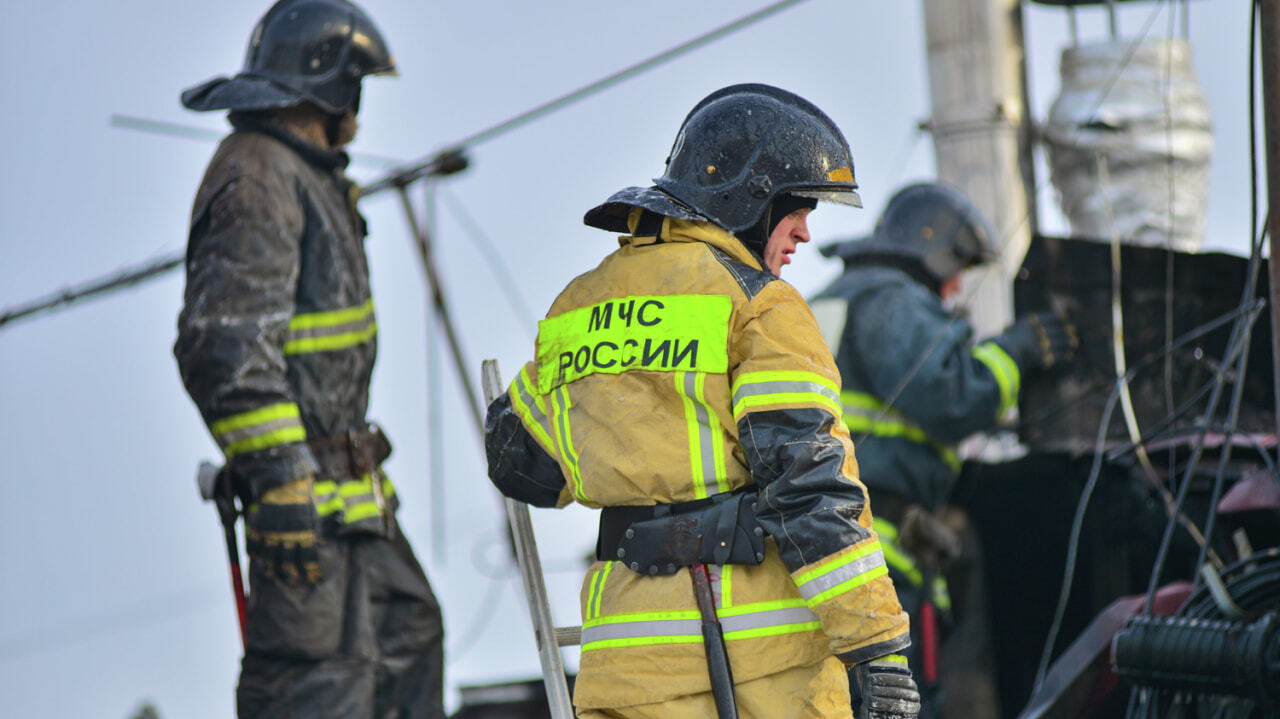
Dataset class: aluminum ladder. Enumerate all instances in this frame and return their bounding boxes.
[480,359,580,719]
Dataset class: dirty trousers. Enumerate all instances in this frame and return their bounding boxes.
[237,530,445,719]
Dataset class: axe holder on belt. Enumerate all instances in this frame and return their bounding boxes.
[306,424,395,535]
[596,487,767,575]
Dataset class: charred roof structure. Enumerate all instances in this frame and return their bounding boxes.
[945,2,1280,717]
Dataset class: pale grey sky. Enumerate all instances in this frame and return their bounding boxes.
[0,1,1258,717]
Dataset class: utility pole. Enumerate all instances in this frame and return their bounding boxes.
[922,0,1037,338]
[1261,0,1280,438]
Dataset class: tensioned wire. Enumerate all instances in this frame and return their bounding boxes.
[1123,2,1271,715]
[4,0,817,330]
[0,0,825,668]
[1030,0,1273,704]
[444,0,814,150]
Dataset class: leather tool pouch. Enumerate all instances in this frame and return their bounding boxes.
[307,424,393,479]
[597,489,767,575]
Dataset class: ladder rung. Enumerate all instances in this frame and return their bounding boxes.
[555,625,582,647]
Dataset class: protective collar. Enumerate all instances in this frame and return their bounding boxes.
[583,186,708,233]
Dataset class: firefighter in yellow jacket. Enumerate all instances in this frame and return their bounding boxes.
[485,84,918,718]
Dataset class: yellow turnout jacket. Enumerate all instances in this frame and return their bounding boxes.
[485,213,909,709]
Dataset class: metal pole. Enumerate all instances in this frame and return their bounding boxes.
[423,183,448,565]
[1260,0,1280,443]
[396,183,522,563]
[1104,0,1119,39]
[921,0,1037,338]
[395,185,485,436]
[921,0,1036,470]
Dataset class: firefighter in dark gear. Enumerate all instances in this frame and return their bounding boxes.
[173,2,444,717]
[485,83,918,719]
[810,182,1078,718]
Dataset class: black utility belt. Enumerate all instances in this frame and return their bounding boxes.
[595,487,767,576]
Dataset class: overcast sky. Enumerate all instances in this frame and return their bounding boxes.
[0,1,1261,717]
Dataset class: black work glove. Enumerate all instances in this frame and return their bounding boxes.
[245,476,322,585]
[990,310,1078,372]
[855,657,921,719]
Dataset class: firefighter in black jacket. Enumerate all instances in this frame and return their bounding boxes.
[173,2,444,717]
[810,182,1077,718]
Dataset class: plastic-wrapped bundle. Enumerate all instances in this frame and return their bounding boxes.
[1043,38,1213,252]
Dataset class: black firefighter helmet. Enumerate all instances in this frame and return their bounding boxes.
[584,83,863,246]
[181,0,395,115]
[822,182,998,285]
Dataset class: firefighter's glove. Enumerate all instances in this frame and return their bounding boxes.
[993,310,1078,372]
[855,658,921,719]
[245,477,322,585]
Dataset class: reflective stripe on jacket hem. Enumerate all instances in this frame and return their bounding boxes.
[313,472,396,526]
[580,599,820,652]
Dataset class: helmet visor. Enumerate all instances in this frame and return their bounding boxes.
[792,188,863,209]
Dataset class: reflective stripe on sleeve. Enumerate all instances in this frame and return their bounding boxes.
[971,341,1020,418]
[840,390,961,474]
[730,370,842,421]
[509,366,558,458]
[284,299,377,355]
[210,402,307,459]
[676,370,729,499]
[793,540,889,607]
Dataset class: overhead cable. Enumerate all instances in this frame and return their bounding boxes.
[446,0,813,150]
[11,0,814,329]
[109,114,405,169]
[0,254,183,330]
